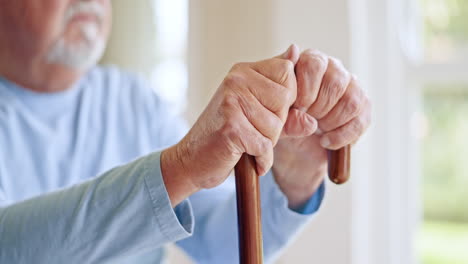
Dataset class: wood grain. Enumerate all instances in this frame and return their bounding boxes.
[235,154,264,264]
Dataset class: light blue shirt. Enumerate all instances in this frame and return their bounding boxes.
[0,66,325,263]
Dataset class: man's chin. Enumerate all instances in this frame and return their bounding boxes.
[67,22,102,44]
[46,38,106,71]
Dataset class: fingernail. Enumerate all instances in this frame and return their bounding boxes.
[320,136,330,148]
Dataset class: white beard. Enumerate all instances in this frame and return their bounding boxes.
[46,22,106,70]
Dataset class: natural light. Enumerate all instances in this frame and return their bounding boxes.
[417,1,468,263]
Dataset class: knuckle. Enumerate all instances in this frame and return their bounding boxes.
[275,59,295,84]
[279,59,295,73]
[363,97,372,119]
[220,93,239,110]
[304,48,327,59]
[328,58,351,81]
[223,73,245,88]
[300,53,327,73]
[231,62,248,71]
[351,117,365,133]
[257,136,272,154]
[350,76,361,90]
[220,117,238,137]
[219,118,243,151]
[329,56,345,68]
[325,79,346,99]
[336,71,351,87]
[346,94,361,116]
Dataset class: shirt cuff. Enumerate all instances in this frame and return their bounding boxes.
[294,181,325,215]
[143,151,195,241]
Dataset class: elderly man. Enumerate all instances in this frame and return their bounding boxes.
[0,0,371,263]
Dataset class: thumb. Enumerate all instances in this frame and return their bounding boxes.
[276,44,300,65]
[281,109,318,138]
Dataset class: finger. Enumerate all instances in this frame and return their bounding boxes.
[237,91,284,145]
[318,76,366,132]
[318,101,371,150]
[255,144,274,176]
[275,44,301,64]
[234,114,274,176]
[293,49,328,112]
[232,44,299,88]
[307,57,351,119]
[250,58,297,90]
[281,109,318,138]
[243,68,295,122]
[248,58,297,121]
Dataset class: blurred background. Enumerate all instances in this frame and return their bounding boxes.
[100,0,468,263]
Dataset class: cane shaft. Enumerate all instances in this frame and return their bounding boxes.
[234,145,349,264]
[235,154,263,264]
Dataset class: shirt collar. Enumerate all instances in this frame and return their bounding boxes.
[0,74,87,121]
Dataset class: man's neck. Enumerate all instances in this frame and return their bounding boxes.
[0,60,85,93]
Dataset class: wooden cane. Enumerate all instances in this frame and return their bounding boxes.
[235,146,351,264]
[235,154,263,264]
[328,145,351,184]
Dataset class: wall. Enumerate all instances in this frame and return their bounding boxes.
[100,0,158,78]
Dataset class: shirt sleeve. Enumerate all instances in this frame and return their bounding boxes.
[291,181,326,215]
[130,72,326,263]
[0,151,194,264]
[176,171,325,263]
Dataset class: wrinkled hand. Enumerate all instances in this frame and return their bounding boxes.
[273,48,372,209]
[161,46,318,206]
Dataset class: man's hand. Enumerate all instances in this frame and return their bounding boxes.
[273,49,372,210]
[161,45,318,206]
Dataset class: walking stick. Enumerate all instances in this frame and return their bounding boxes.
[235,145,351,264]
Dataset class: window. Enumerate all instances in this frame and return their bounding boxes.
[415,1,468,263]
[418,84,468,264]
[422,0,468,62]
[150,0,188,114]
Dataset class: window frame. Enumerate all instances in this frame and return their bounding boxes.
[349,0,468,263]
